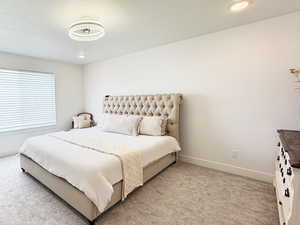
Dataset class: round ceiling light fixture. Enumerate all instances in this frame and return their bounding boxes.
[69,19,105,41]
[230,0,250,12]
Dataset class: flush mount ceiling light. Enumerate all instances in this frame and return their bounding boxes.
[69,19,105,41]
[230,0,250,12]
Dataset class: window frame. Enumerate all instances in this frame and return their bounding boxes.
[0,68,57,134]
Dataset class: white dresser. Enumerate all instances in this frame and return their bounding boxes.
[275,130,300,225]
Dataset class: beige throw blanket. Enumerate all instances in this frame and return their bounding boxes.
[49,131,143,199]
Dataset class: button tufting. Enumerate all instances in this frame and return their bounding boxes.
[103,94,181,139]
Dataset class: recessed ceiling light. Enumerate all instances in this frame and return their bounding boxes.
[69,18,105,42]
[78,52,87,59]
[230,0,250,12]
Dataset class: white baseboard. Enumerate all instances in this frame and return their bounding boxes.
[179,154,273,183]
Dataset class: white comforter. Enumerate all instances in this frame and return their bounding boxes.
[19,127,181,212]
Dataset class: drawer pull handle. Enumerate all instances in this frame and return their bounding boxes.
[287,167,292,176]
[280,168,283,173]
[285,159,287,165]
[278,142,281,147]
[277,156,280,161]
[281,171,284,177]
[285,188,290,198]
[283,178,286,184]
[279,200,282,205]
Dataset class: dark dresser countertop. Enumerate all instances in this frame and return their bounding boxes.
[278,129,300,168]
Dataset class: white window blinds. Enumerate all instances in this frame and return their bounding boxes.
[0,69,56,133]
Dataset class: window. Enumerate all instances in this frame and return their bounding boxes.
[0,69,56,133]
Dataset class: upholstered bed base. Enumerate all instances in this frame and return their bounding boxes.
[20,93,182,224]
[20,152,176,223]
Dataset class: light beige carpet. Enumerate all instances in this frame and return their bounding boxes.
[0,155,278,225]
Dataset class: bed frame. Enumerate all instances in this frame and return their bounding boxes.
[20,93,183,224]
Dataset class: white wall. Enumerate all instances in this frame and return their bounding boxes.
[0,52,84,157]
[84,12,300,182]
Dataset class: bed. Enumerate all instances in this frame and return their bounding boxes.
[19,93,183,224]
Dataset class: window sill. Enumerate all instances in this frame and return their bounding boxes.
[0,125,57,136]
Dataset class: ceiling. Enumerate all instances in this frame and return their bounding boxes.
[1,0,300,64]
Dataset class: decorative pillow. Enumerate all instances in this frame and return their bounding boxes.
[78,120,91,129]
[80,114,91,121]
[101,114,142,136]
[73,116,81,129]
[139,116,167,136]
[73,115,91,129]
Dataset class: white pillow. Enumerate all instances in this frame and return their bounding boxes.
[73,116,81,129]
[101,114,142,136]
[73,115,91,129]
[139,116,167,136]
[78,120,91,129]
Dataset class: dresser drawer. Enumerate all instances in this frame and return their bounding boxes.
[277,199,286,225]
[275,168,293,218]
[278,145,293,174]
[275,170,287,225]
[276,141,296,223]
[277,131,300,225]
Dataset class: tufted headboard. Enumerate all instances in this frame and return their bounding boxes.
[103,94,183,141]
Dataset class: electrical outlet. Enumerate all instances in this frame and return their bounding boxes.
[231,150,239,159]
